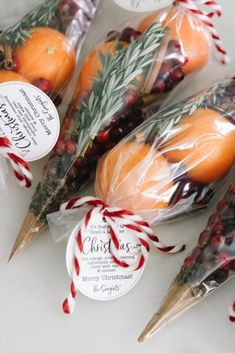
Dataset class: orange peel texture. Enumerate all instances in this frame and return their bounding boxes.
[95,142,173,216]
[14,27,76,91]
[162,108,235,184]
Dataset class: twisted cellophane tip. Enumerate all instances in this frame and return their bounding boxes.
[138,282,201,343]
[8,211,46,261]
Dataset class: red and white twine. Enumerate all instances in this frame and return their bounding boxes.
[61,196,185,314]
[0,137,32,188]
[175,0,229,64]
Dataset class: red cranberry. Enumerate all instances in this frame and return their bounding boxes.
[212,222,224,234]
[54,139,65,155]
[210,235,224,249]
[160,63,173,76]
[125,90,138,105]
[207,213,221,230]
[183,256,195,269]
[198,231,210,247]
[171,68,184,82]
[59,3,69,12]
[58,0,70,13]
[217,199,228,211]
[153,80,165,93]
[97,130,110,143]
[12,57,20,72]
[32,78,52,95]
[66,141,76,154]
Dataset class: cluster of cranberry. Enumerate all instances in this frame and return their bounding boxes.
[179,181,235,291]
[51,100,143,183]
[107,27,186,95]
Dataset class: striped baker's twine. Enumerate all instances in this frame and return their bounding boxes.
[0,137,32,188]
[175,0,229,64]
[61,196,185,314]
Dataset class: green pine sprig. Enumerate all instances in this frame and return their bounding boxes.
[2,0,60,47]
[74,22,167,155]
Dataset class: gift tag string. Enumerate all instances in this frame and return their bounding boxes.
[0,137,32,188]
[61,196,186,314]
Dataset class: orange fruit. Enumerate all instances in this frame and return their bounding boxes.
[78,40,128,95]
[0,70,29,83]
[138,8,209,74]
[14,27,76,91]
[95,142,173,216]
[161,108,235,183]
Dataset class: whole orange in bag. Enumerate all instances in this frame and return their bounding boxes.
[14,27,76,92]
[138,8,210,74]
[162,108,235,183]
[78,40,128,96]
[0,70,29,83]
[95,142,173,215]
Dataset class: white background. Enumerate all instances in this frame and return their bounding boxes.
[0,1,235,352]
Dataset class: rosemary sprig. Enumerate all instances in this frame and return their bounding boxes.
[75,22,167,155]
[2,0,60,47]
[145,78,232,139]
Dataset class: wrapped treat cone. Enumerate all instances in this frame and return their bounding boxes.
[138,283,200,342]
[10,21,171,258]
[139,179,235,342]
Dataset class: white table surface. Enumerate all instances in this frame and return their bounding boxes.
[0,1,235,353]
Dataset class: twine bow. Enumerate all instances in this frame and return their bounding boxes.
[175,0,229,64]
[0,137,32,188]
[61,196,186,314]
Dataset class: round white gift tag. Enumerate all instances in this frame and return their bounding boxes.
[113,0,173,12]
[66,211,145,301]
[0,81,60,162]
